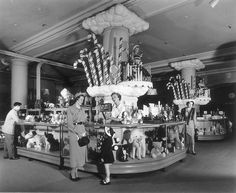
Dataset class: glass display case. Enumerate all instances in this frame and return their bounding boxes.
[63,121,186,174]
[16,122,64,168]
[196,117,228,141]
[15,120,186,173]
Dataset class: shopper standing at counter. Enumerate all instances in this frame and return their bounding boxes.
[2,102,22,160]
[181,100,197,155]
[107,92,125,123]
[67,92,88,181]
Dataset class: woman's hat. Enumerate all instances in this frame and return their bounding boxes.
[105,127,115,137]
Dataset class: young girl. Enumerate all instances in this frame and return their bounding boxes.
[100,127,116,185]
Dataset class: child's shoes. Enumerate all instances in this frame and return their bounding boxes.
[101,179,111,185]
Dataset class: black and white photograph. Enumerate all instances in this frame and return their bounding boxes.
[0,0,235,192]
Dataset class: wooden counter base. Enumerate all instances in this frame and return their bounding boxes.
[17,147,62,167]
[198,134,225,141]
[63,149,186,174]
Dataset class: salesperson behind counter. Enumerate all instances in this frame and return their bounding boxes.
[106,92,125,124]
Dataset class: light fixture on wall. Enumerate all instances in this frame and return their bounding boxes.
[209,0,220,8]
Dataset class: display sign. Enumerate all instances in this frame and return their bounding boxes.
[99,103,112,112]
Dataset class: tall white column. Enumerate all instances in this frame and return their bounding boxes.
[11,58,29,107]
[36,63,43,100]
[170,59,205,96]
[83,4,150,107]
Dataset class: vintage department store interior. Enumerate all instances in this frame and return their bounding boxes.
[0,0,235,192]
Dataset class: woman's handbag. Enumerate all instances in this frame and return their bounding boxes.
[78,136,90,147]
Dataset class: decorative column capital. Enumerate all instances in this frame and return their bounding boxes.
[170,59,205,71]
[11,58,29,65]
[82,4,149,35]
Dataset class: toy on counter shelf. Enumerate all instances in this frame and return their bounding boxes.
[130,129,146,160]
[151,141,163,159]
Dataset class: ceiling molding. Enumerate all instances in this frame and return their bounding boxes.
[143,0,193,18]
[34,36,88,58]
[0,50,83,71]
[147,46,236,73]
[197,66,236,76]
[10,0,128,54]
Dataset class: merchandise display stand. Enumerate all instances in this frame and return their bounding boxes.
[63,121,186,174]
[196,118,228,141]
[15,121,187,174]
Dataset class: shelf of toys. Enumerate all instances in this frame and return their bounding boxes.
[77,121,187,174]
[196,112,228,141]
[15,121,64,168]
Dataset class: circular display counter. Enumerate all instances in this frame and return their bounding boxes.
[15,121,187,174]
[64,122,187,174]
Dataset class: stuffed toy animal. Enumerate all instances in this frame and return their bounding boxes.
[25,115,35,122]
[118,145,129,162]
[44,132,60,151]
[167,126,182,150]
[62,137,70,156]
[167,141,175,153]
[161,137,169,157]
[25,130,37,148]
[26,131,44,151]
[121,129,132,155]
[130,129,146,160]
[151,141,163,159]
[179,133,185,150]
[145,130,155,155]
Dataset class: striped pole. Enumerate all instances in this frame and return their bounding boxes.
[79,58,93,87]
[79,49,93,87]
[100,46,111,85]
[180,79,185,99]
[88,52,99,86]
[94,48,103,85]
[167,83,177,99]
[78,49,93,86]
[109,56,116,84]
[116,37,123,83]
[174,81,181,99]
